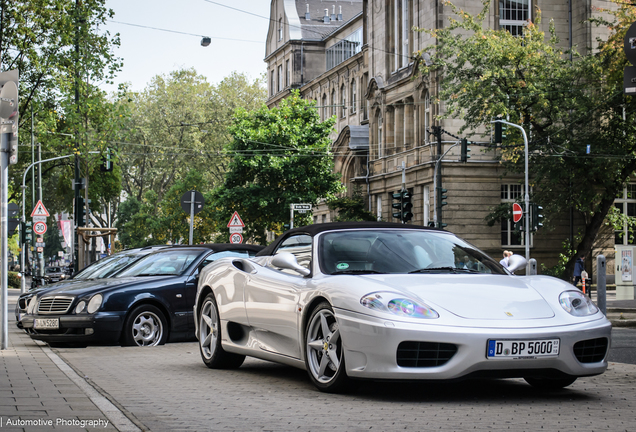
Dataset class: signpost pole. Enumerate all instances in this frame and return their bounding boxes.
[1,132,8,349]
[189,190,195,245]
[290,204,294,230]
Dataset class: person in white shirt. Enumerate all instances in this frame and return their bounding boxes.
[499,250,511,268]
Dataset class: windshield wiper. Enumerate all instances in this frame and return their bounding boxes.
[409,267,479,274]
[332,270,387,275]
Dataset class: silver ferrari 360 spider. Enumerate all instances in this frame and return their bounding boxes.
[194,222,611,393]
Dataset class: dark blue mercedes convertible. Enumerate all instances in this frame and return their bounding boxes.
[20,244,262,347]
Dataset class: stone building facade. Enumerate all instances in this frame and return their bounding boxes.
[264,0,622,274]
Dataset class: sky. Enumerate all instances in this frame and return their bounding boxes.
[102,0,272,93]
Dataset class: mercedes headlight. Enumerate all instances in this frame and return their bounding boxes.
[26,297,37,314]
[75,300,86,314]
[559,291,598,317]
[360,291,439,319]
[87,294,103,314]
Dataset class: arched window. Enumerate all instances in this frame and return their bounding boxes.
[278,18,283,41]
[341,84,346,118]
[350,79,357,114]
[331,89,336,117]
[322,94,327,120]
[423,92,430,144]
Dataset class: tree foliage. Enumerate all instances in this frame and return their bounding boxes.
[419,0,636,276]
[116,69,266,204]
[1,0,124,223]
[212,91,343,244]
[115,170,218,247]
[327,186,377,222]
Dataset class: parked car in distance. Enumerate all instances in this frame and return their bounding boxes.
[194,222,611,393]
[20,244,263,347]
[16,246,169,328]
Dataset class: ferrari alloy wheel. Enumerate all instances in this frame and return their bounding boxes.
[122,305,168,347]
[524,376,577,390]
[305,302,349,393]
[198,293,245,369]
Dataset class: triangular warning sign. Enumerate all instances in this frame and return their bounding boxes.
[227,211,245,228]
[30,200,50,217]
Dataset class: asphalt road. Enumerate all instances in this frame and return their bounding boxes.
[608,328,636,364]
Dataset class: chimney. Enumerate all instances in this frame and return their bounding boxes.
[305,4,310,20]
[331,5,336,21]
[324,9,330,23]
[338,5,343,21]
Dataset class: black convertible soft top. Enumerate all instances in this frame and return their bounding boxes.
[256,222,444,257]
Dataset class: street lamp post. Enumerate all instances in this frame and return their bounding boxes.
[492,120,530,267]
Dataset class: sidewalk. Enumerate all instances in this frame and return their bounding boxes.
[591,289,636,327]
[0,289,139,431]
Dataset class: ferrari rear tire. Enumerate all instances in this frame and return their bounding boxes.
[305,302,350,393]
[524,376,577,390]
[198,293,245,369]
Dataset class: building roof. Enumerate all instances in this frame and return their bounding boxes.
[286,0,363,40]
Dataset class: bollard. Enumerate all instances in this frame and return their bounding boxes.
[528,258,537,275]
[597,255,606,316]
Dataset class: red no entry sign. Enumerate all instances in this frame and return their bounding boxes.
[512,203,523,223]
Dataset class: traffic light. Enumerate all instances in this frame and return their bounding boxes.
[392,189,413,223]
[392,191,404,220]
[76,196,85,226]
[437,187,448,208]
[0,69,19,165]
[460,138,471,162]
[494,121,506,144]
[7,203,19,236]
[531,203,544,232]
[100,147,114,172]
[402,190,413,222]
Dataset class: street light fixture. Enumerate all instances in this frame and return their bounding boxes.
[201,37,211,47]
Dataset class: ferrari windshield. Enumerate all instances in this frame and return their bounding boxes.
[117,249,203,277]
[319,229,506,275]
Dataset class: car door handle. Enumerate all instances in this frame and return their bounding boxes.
[176,294,182,298]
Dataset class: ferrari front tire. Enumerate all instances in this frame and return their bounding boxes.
[198,293,245,369]
[305,302,350,393]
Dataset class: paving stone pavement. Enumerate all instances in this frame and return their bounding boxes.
[0,295,119,431]
[4,288,636,432]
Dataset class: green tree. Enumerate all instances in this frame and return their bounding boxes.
[418,1,636,277]
[117,69,266,204]
[212,91,343,244]
[1,0,124,223]
[43,220,63,262]
[328,186,377,222]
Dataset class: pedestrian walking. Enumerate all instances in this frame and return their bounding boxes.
[573,256,585,286]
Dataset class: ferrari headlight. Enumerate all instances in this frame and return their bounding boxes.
[360,292,439,319]
[87,294,103,314]
[75,300,86,314]
[559,291,598,317]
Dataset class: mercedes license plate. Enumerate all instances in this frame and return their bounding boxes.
[487,339,559,359]
[34,318,59,330]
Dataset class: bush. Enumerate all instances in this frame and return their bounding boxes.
[8,271,21,288]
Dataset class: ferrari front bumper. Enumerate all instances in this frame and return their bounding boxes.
[335,308,612,380]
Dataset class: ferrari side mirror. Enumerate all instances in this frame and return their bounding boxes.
[271,253,310,276]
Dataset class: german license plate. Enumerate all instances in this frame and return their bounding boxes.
[34,318,59,330]
[487,339,559,359]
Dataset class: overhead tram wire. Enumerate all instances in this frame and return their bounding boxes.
[108,20,263,44]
